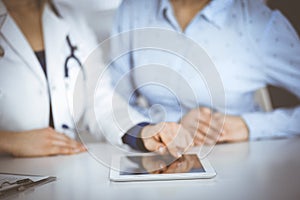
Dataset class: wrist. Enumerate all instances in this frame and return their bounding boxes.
[122,123,150,152]
[0,131,19,154]
[240,118,250,140]
[140,125,150,139]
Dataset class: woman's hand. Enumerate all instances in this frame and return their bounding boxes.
[1,127,86,157]
[141,122,194,158]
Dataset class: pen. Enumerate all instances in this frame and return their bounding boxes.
[0,177,56,198]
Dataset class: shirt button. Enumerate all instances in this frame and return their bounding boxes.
[0,45,4,58]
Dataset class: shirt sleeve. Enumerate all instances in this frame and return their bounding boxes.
[242,10,300,140]
[110,0,149,115]
[101,0,151,145]
[122,122,150,151]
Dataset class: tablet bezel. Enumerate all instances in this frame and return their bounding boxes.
[110,153,216,182]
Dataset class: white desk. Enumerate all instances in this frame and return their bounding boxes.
[1,138,300,200]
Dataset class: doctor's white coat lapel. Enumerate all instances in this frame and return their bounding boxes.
[42,4,77,138]
[0,1,46,87]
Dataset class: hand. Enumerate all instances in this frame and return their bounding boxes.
[141,154,199,174]
[4,127,86,157]
[180,107,249,145]
[141,122,194,158]
[215,113,249,143]
[180,107,219,145]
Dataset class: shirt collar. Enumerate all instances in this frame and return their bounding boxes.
[201,0,234,28]
[157,0,234,28]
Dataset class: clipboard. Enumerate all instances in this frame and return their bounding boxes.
[0,173,56,198]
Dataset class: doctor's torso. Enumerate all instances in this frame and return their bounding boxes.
[0,2,91,137]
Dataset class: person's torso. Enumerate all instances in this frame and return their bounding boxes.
[0,3,90,137]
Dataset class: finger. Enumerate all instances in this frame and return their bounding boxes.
[160,135,182,158]
[210,113,226,134]
[176,128,194,152]
[48,146,84,156]
[199,107,212,115]
[195,107,212,122]
[194,130,216,145]
[161,126,191,157]
[194,123,219,145]
[197,121,220,141]
[184,124,204,146]
[143,137,166,154]
[194,139,204,146]
[197,117,222,136]
[51,131,75,142]
[51,139,75,148]
[51,132,82,148]
[186,124,199,140]
[189,123,214,146]
[195,109,225,136]
[47,133,86,155]
[50,139,82,148]
[216,130,226,143]
[77,143,87,151]
[193,133,205,146]
[166,143,182,158]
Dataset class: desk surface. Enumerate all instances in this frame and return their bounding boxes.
[0,138,300,200]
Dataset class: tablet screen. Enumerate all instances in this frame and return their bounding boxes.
[120,154,205,175]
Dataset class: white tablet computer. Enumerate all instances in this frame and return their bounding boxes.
[110,153,216,182]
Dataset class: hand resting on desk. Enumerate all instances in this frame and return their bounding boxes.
[180,107,249,145]
[0,127,86,157]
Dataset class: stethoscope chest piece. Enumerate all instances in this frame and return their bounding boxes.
[0,45,4,58]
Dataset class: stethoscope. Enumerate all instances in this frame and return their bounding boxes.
[0,5,89,138]
[64,36,86,80]
[62,35,89,136]
[0,34,89,137]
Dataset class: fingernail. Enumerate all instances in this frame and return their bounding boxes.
[158,146,165,153]
[80,148,86,152]
[177,152,182,158]
[80,145,87,150]
[159,162,165,169]
[73,148,81,153]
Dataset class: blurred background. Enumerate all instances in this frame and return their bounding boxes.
[266,0,300,108]
[55,0,299,109]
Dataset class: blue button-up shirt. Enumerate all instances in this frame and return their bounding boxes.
[110,0,300,140]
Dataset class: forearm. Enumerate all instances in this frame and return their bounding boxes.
[242,106,300,140]
[0,131,17,154]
